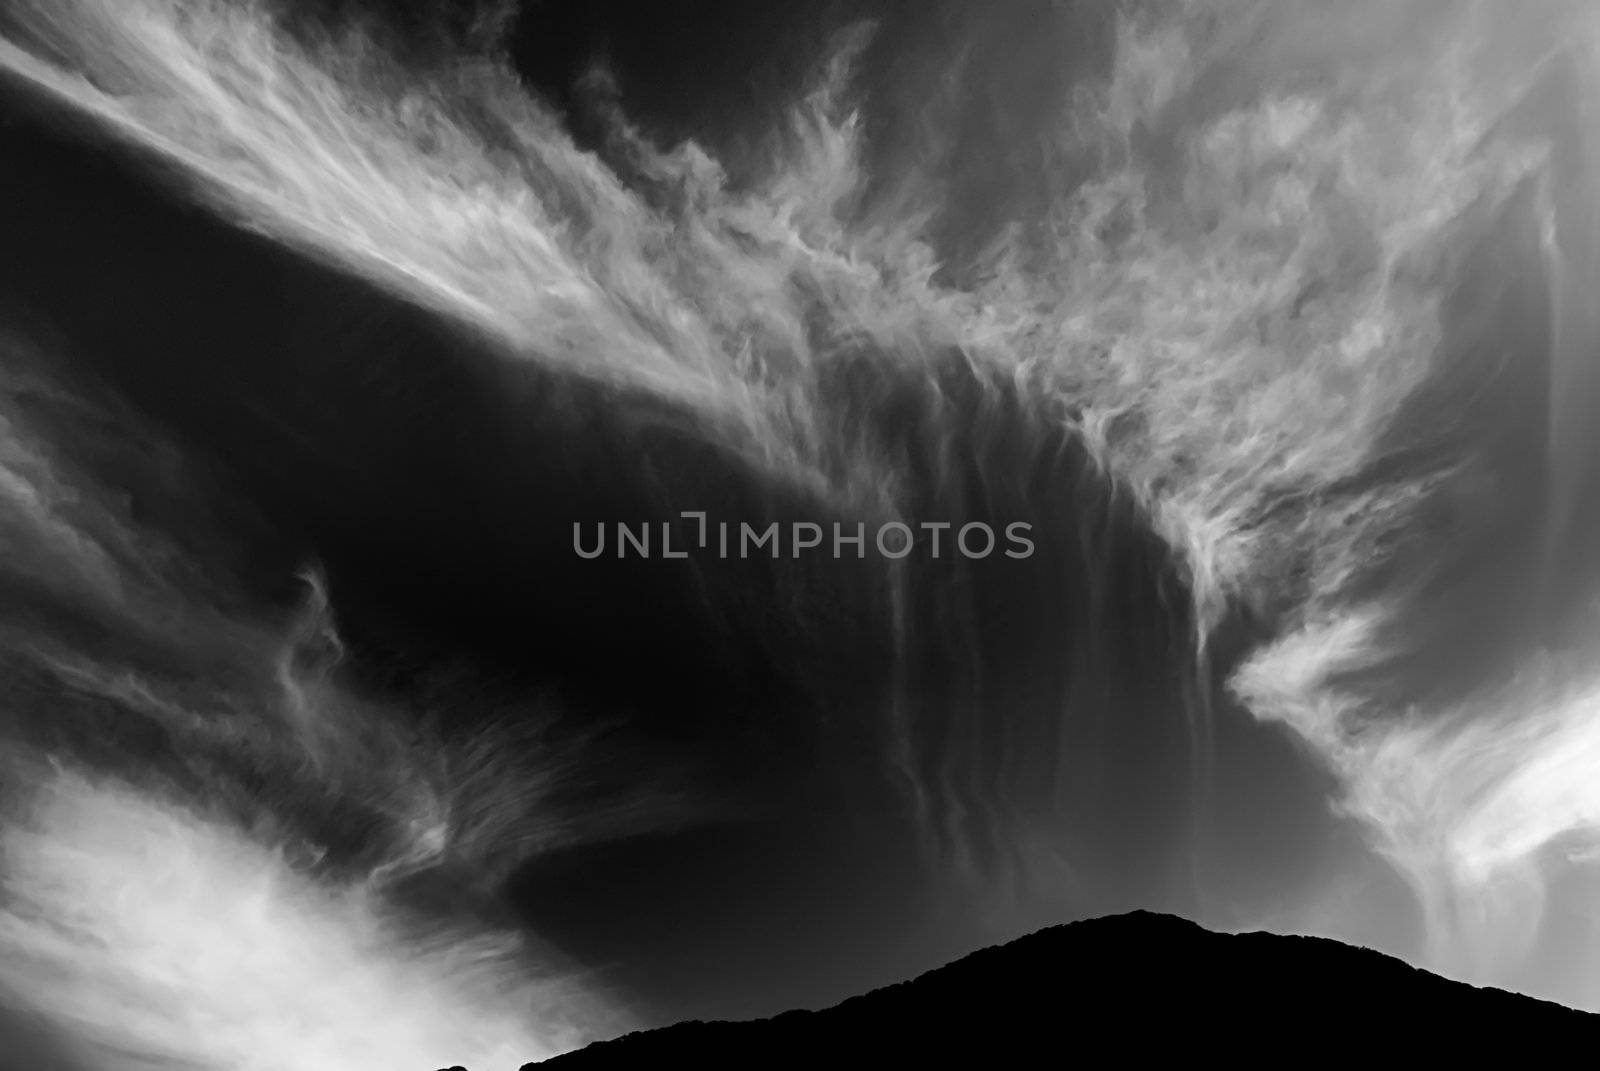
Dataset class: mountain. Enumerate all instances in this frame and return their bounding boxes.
[507,911,1595,1068]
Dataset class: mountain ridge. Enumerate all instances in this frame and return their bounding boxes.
[503,910,1595,1068]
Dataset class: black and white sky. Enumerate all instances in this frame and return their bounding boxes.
[4,1,1600,1066]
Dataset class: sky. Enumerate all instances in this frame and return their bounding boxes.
[4,1,1600,1066]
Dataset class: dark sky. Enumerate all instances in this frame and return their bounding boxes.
[12,0,1600,1045]
[0,3,960,1023]
[0,0,1374,1027]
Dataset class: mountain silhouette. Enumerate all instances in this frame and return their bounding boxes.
[502,911,1595,1068]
